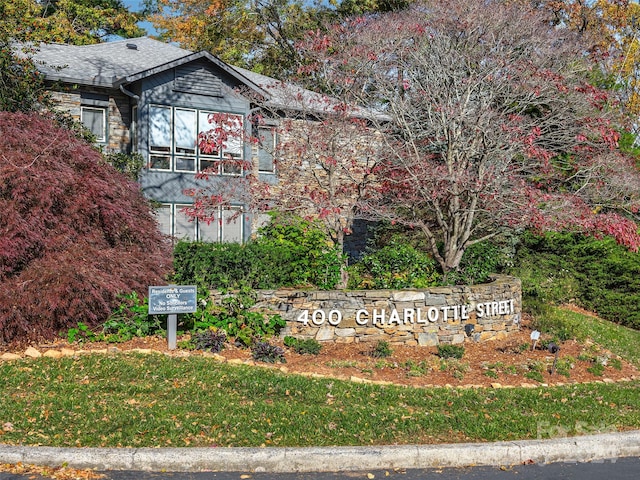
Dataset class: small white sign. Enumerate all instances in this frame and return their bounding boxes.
[530,330,541,341]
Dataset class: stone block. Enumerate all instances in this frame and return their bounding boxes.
[1,353,21,361]
[360,334,387,343]
[493,331,509,341]
[417,332,439,347]
[315,326,335,341]
[424,294,447,305]
[335,336,355,344]
[392,291,425,302]
[479,331,495,341]
[43,350,63,359]
[335,328,356,337]
[451,334,465,345]
[339,317,358,328]
[24,347,41,358]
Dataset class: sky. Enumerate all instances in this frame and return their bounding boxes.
[122,0,157,37]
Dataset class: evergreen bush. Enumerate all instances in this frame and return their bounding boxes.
[510,231,640,330]
[173,214,344,290]
[347,238,441,289]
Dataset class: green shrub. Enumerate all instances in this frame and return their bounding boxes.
[439,358,470,379]
[369,340,393,358]
[104,152,145,180]
[509,231,640,330]
[173,213,344,291]
[347,238,440,289]
[254,213,344,289]
[183,287,285,347]
[447,241,512,285]
[284,336,322,355]
[587,362,605,377]
[99,292,164,343]
[531,311,583,343]
[66,322,97,344]
[347,232,512,289]
[437,344,465,359]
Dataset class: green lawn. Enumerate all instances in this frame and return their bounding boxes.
[1,350,639,448]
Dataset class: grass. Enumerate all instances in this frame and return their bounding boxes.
[542,307,640,366]
[0,351,639,449]
[1,307,638,449]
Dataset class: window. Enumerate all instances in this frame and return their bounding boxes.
[131,105,138,152]
[221,207,243,243]
[257,126,276,173]
[148,105,245,175]
[156,204,244,243]
[81,106,107,143]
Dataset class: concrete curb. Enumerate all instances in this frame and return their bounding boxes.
[2,431,639,472]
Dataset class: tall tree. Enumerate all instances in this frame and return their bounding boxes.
[145,0,261,66]
[0,0,144,44]
[183,88,381,290]
[144,0,412,76]
[0,42,50,112]
[297,0,640,275]
[525,1,640,130]
[145,0,334,75]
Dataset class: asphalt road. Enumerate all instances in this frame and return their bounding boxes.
[1,457,639,480]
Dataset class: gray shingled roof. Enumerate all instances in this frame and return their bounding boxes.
[29,37,378,118]
[29,37,265,95]
[31,37,190,87]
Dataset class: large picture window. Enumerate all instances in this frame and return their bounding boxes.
[156,204,244,243]
[148,105,245,175]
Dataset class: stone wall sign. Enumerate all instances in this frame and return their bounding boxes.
[246,275,522,346]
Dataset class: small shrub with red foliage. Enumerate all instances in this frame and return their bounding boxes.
[0,112,172,346]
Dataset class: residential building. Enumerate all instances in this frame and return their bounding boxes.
[29,37,291,243]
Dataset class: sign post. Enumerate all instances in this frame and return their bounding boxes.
[148,285,197,350]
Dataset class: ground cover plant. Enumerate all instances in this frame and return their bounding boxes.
[181,287,286,347]
[0,352,638,448]
[540,306,640,367]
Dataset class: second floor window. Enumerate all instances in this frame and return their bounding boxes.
[148,105,244,175]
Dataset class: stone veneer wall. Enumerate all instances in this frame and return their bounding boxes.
[50,89,131,153]
[248,275,521,346]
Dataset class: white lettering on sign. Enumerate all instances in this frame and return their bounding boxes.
[295,300,516,327]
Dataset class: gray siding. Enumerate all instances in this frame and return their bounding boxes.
[134,64,253,242]
[174,61,222,97]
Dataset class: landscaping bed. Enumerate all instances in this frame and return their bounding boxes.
[4,313,637,389]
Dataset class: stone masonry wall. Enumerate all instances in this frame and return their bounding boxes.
[50,89,131,153]
[249,275,521,346]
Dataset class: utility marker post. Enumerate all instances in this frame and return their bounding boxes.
[148,285,197,350]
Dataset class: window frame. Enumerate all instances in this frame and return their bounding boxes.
[156,203,244,243]
[81,106,107,143]
[257,125,277,174]
[148,104,245,175]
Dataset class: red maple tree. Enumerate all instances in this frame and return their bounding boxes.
[186,91,380,258]
[296,0,640,274]
[0,112,172,345]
